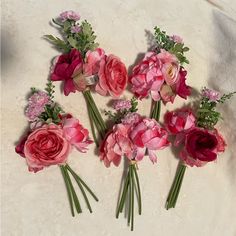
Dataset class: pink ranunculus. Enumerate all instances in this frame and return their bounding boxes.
[174,67,191,99]
[99,124,134,167]
[59,11,80,22]
[164,109,196,135]
[51,49,83,96]
[62,117,93,152]
[24,124,71,172]
[130,118,169,163]
[129,52,164,100]
[157,50,180,86]
[95,54,128,98]
[83,48,105,76]
[179,128,224,167]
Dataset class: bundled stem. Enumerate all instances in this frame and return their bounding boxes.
[116,162,142,231]
[60,164,99,216]
[83,90,107,143]
[165,162,186,210]
[151,100,161,121]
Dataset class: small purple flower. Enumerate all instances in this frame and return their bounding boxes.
[25,91,51,121]
[71,25,81,33]
[59,11,80,22]
[122,112,141,125]
[113,100,132,111]
[202,88,220,102]
[170,35,183,44]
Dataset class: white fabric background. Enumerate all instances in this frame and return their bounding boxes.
[1,0,236,235]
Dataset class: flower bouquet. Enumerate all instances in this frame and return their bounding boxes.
[46,11,128,144]
[164,88,235,209]
[129,27,191,121]
[100,99,170,230]
[15,82,98,216]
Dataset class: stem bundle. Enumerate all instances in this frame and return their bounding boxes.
[60,164,98,216]
[165,162,186,210]
[116,162,142,231]
[151,100,161,121]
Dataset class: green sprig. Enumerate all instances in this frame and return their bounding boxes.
[154,27,189,65]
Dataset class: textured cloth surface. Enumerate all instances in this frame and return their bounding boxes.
[1,0,236,235]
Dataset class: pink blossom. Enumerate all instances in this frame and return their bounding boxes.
[99,124,134,167]
[62,117,93,152]
[59,11,80,22]
[83,48,105,76]
[170,35,183,44]
[130,118,170,163]
[113,100,132,111]
[71,25,81,33]
[202,88,220,101]
[121,112,142,126]
[25,91,51,121]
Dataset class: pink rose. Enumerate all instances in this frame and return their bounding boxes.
[62,117,93,152]
[99,124,133,167]
[130,118,169,163]
[51,49,83,96]
[129,52,164,100]
[24,124,71,172]
[83,48,105,76]
[95,54,128,98]
[165,109,196,135]
[180,128,225,167]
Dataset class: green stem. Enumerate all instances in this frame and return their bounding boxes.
[151,100,161,121]
[60,166,75,217]
[116,170,130,218]
[64,167,82,214]
[128,166,132,225]
[166,163,186,210]
[131,165,135,231]
[87,106,99,147]
[133,165,142,215]
[66,164,99,202]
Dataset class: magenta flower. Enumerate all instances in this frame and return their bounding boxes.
[202,88,220,101]
[25,91,51,121]
[59,11,80,22]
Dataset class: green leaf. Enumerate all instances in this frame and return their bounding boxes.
[67,36,78,48]
[44,35,71,52]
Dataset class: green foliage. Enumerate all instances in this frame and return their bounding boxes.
[39,103,64,124]
[75,20,99,58]
[197,97,221,129]
[44,34,71,53]
[154,27,189,65]
[197,91,236,129]
[130,97,138,112]
[45,81,55,100]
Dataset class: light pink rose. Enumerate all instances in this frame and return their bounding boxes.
[83,48,105,76]
[130,118,170,163]
[62,117,93,152]
[99,124,133,167]
[24,124,71,172]
[95,54,128,98]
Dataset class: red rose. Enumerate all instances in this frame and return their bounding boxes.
[180,128,225,167]
[95,55,128,98]
[24,124,71,172]
[51,49,83,96]
[15,133,30,157]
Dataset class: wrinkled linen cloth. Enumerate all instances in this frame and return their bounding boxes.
[1,0,236,235]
